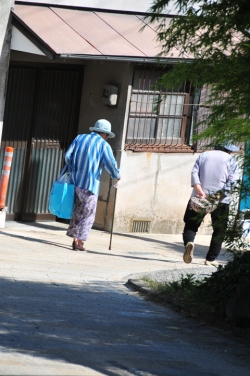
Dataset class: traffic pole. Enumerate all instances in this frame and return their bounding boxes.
[0,146,14,209]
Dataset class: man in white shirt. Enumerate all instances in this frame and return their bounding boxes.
[183,144,239,266]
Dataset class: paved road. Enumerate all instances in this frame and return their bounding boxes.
[0,222,249,375]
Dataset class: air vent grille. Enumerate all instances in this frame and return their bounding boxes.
[131,220,151,233]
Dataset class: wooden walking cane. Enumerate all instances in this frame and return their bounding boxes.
[109,181,119,250]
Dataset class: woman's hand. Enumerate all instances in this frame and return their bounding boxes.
[114,177,121,188]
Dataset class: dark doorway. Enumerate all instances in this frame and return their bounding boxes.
[1,64,83,221]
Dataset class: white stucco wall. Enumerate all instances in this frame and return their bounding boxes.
[114,151,212,234]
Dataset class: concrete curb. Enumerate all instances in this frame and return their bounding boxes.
[126,278,152,295]
[126,265,220,298]
[127,278,186,312]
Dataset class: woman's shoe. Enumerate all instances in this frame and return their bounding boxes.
[72,240,85,251]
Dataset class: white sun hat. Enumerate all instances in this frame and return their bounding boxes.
[224,143,239,152]
[89,119,115,138]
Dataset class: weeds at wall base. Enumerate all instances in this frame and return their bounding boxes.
[142,255,250,340]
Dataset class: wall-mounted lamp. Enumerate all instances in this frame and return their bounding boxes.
[101,85,118,106]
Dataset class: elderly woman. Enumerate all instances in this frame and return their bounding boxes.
[65,119,120,251]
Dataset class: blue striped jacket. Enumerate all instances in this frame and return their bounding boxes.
[65,132,120,195]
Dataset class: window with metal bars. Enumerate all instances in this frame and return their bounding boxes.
[125,67,194,152]
[194,85,212,150]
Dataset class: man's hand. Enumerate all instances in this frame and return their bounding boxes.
[194,184,206,197]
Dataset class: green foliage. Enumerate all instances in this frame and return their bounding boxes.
[142,274,204,314]
[143,273,201,291]
[144,253,250,324]
[199,251,250,317]
[143,0,250,328]
[145,0,250,144]
[178,273,201,288]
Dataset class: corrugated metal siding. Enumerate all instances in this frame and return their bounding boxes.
[1,66,37,217]
[0,148,26,213]
[25,148,64,214]
[1,65,83,220]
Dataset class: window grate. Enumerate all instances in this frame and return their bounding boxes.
[125,66,195,152]
[131,220,151,233]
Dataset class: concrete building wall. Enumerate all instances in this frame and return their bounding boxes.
[0,0,13,54]
[9,50,213,234]
[1,4,210,233]
[77,60,132,153]
[113,151,212,234]
[9,51,212,234]
[0,0,14,146]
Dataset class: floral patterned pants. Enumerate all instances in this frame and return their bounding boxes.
[66,187,97,241]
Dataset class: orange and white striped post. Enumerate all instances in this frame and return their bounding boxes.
[0,146,14,210]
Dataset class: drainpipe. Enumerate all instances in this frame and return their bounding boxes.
[189,87,201,152]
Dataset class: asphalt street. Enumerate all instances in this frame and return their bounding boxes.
[0,221,249,376]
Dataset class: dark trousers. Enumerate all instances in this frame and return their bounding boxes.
[183,201,229,261]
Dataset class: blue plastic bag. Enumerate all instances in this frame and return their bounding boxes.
[48,165,75,219]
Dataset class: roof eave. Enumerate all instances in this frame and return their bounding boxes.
[58,54,191,64]
[12,13,58,60]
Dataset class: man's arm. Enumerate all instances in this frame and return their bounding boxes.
[193,183,206,197]
[223,157,239,194]
[191,154,206,197]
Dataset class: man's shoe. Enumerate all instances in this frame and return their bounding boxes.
[204,260,219,267]
[183,242,194,263]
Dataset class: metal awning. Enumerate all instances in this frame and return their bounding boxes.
[11,4,191,62]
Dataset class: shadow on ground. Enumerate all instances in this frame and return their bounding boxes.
[0,279,249,375]
[0,276,206,375]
